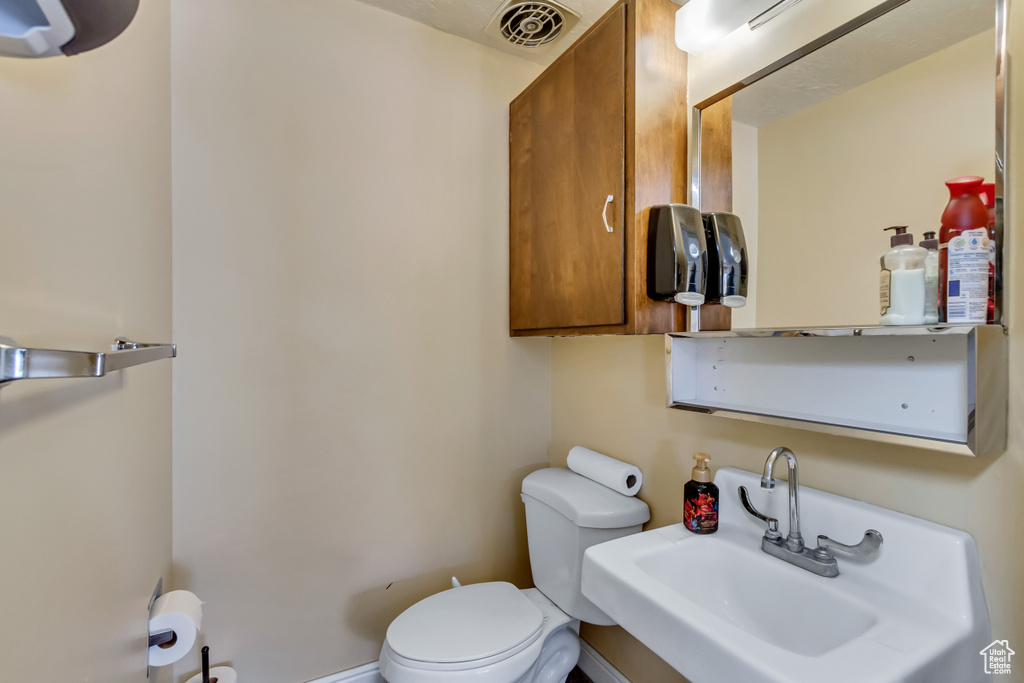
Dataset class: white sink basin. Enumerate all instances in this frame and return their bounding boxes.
[636,529,877,657]
[581,468,990,683]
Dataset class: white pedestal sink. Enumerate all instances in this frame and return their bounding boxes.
[581,468,990,683]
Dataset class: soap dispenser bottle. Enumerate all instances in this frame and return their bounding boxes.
[683,453,718,534]
[880,226,927,326]
[702,212,748,308]
[647,204,708,305]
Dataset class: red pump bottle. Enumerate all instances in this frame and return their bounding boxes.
[939,176,989,323]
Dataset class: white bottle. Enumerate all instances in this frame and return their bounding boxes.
[880,226,927,326]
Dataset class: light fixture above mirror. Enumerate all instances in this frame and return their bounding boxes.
[675,0,804,54]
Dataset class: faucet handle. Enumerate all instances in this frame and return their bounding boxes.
[814,530,883,560]
[738,486,782,541]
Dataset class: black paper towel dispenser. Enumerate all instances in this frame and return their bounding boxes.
[0,0,138,58]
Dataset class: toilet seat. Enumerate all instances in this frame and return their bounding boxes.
[385,582,544,670]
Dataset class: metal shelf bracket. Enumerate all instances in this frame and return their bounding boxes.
[0,336,176,386]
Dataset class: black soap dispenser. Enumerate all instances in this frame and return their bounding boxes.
[702,212,748,308]
[647,204,708,305]
[683,453,719,534]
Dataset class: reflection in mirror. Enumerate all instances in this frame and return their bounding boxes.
[694,0,1001,330]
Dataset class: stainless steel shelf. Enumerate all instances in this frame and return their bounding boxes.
[669,324,1003,339]
[0,337,176,386]
[665,325,1008,457]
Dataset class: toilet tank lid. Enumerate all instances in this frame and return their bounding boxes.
[522,468,650,529]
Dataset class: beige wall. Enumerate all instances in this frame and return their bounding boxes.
[0,2,173,682]
[552,21,1022,683]
[170,1,547,681]
[756,29,994,328]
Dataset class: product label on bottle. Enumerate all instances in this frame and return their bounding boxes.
[684,492,718,533]
[946,228,989,323]
[988,232,997,323]
[924,253,939,323]
[879,268,892,316]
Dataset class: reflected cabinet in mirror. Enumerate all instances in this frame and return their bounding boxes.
[689,0,1006,330]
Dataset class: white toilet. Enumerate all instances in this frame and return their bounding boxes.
[378,467,650,683]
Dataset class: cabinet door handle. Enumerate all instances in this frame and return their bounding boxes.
[602,195,615,233]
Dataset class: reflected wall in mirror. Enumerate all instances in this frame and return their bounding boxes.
[692,0,1004,330]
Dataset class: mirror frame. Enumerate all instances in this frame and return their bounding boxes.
[688,0,1009,327]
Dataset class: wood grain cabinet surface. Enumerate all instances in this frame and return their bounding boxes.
[509,0,689,336]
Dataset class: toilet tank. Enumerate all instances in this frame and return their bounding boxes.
[521,468,650,625]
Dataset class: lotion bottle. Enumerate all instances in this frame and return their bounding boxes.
[683,453,718,534]
[880,226,927,326]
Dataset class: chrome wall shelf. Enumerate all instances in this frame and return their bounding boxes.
[0,337,175,386]
[666,325,1008,457]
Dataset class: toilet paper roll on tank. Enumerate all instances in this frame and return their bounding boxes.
[148,590,203,667]
[566,446,643,496]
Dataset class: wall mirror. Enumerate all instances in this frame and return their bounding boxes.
[689,0,1006,330]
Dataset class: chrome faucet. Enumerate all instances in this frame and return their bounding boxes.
[761,447,803,553]
[740,446,883,578]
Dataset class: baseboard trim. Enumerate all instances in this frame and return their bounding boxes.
[305,661,384,683]
[306,640,627,683]
[577,640,631,683]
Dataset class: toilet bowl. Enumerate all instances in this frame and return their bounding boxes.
[378,467,650,683]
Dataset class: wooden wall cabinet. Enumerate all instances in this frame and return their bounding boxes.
[509,0,692,336]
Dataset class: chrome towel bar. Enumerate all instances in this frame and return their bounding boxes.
[0,336,175,386]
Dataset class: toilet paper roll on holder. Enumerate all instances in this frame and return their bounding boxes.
[148,579,176,649]
[147,578,177,649]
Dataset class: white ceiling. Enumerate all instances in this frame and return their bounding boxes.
[354,0,622,65]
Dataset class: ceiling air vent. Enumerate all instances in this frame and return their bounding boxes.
[485,0,581,52]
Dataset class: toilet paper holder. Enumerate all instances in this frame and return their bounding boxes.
[148,578,173,648]
[149,629,176,648]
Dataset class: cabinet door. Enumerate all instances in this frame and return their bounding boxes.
[510,5,626,331]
